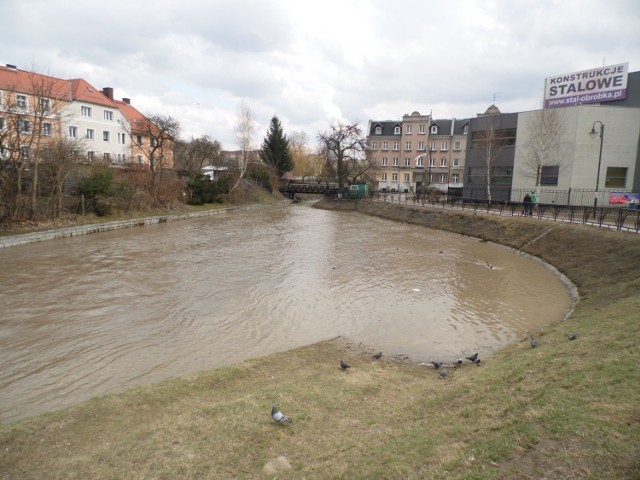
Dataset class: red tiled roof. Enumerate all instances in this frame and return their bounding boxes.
[0,65,116,107]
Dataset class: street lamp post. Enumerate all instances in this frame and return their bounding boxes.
[589,121,605,218]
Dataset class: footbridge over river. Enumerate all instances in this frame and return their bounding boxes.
[279,181,339,198]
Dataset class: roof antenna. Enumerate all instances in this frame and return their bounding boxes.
[492,92,498,104]
[602,57,606,66]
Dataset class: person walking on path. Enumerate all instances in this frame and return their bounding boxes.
[523,193,533,216]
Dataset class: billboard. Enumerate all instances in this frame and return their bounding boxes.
[544,63,628,108]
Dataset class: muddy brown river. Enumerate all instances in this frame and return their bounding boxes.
[0,203,573,423]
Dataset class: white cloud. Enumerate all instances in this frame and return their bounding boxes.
[1,0,638,149]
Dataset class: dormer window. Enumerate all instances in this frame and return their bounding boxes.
[375,126,382,134]
[394,126,401,135]
[463,125,469,134]
[431,125,438,134]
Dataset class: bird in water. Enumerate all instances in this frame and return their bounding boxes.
[271,405,292,424]
[530,336,538,348]
[340,360,351,370]
[568,333,579,341]
[372,352,383,360]
[466,353,478,362]
[431,361,443,369]
[438,370,449,379]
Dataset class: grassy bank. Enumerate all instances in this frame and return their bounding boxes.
[1,199,639,479]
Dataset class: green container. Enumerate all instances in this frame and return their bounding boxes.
[348,182,370,198]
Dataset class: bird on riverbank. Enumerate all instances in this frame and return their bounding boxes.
[530,336,538,348]
[431,361,443,369]
[372,352,383,360]
[472,358,481,366]
[271,405,293,424]
[567,333,579,341]
[439,370,449,379]
[465,353,478,362]
[340,360,351,370]
[455,358,464,366]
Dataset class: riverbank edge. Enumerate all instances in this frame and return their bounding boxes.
[0,200,291,248]
[1,197,638,478]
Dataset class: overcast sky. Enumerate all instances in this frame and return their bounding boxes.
[2,0,639,149]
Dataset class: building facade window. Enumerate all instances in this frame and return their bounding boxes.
[39,98,50,112]
[104,153,111,161]
[394,126,401,135]
[392,173,398,181]
[419,124,426,134]
[454,141,462,150]
[440,158,447,167]
[19,120,31,133]
[453,158,460,167]
[605,167,627,188]
[20,146,31,159]
[16,94,28,109]
[439,173,447,183]
[69,126,78,138]
[404,173,410,182]
[137,155,143,163]
[431,125,438,134]
[429,157,435,167]
[393,157,399,166]
[136,135,142,146]
[392,141,399,150]
[81,106,92,117]
[87,151,95,161]
[0,117,4,131]
[418,141,425,151]
[538,165,560,186]
[416,156,424,167]
[382,141,388,150]
[381,157,388,166]
[404,141,411,150]
[429,141,436,151]
[404,157,411,166]
[375,126,382,134]
[118,132,126,144]
[441,141,448,150]
[382,173,387,180]
[103,131,110,142]
[42,122,53,136]
[406,125,412,134]
[451,173,460,183]
[371,141,378,150]
[86,129,94,140]
[104,110,113,121]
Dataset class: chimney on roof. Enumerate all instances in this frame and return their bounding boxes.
[122,98,131,105]
[102,87,114,100]
[6,64,17,69]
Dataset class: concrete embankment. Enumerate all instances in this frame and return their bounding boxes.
[0,203,285,249]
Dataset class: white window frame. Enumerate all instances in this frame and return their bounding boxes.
[118,132,126,144]
[404,173,410,182]
[394,126,401,135]
[454,141,462,151]
[404,141,411,150]
[418,141,425,151]
[429,141,436,151]
[406,125,412,134]
[39,97,51,112]
[439,173,447,183]
[416,157,424,167]
[392,157,399,166]
[382,141,388,150]
[440,158,447,167]
[87,151,95,161]
[392,141,400,151]
[69,126,78,138]
[431,125,438,134]
[370,141,378,150]
[381,157,388,166]
[429,157,435,167]
[86,128,94,140]
[404,158,411,166]
[137,155,143,163]
[451,173,459,183]
[42,122,53,136]
[81,106,92,117]
[20,145,31,159]
[104,152,111,161]
[463,125,468,134]
[382,172,387,181]
[419,124,426,134]
[104,110,114,121]
[16,94,28,109]
[19,119,31,133]
[453,158,460,167]
[103,131,110,142]
[375,126,382,134]
[392,173,398,181]
[441,141,448,151]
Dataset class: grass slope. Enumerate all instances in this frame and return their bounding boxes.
[1,199,638,479]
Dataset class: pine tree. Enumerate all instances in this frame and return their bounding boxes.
[259,116,294,177]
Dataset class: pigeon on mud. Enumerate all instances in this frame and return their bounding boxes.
[438,370,449,379]
[340,360,351,370]
[271,405,292,424]
[431,361,443,369]
[372,352,383,360]
[530,337,538,348]
[472,358,481,366]
[455,359,464,366]
[465,353,478,362]
[567,333,579,341]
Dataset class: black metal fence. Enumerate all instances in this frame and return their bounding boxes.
[371,191,640,233]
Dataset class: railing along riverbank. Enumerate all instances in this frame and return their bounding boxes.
[368,193,640,233]
[0,202,289,249]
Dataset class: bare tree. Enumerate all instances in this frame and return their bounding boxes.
[174,135,222,174]
[518,108,566,197]
[317,120,367,189]
[0,72,66,220]
[231,99,255,193]
[40,138,84,219]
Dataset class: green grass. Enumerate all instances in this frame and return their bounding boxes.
[0,200,639,479]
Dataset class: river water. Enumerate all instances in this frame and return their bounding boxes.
[0,203,572,423]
